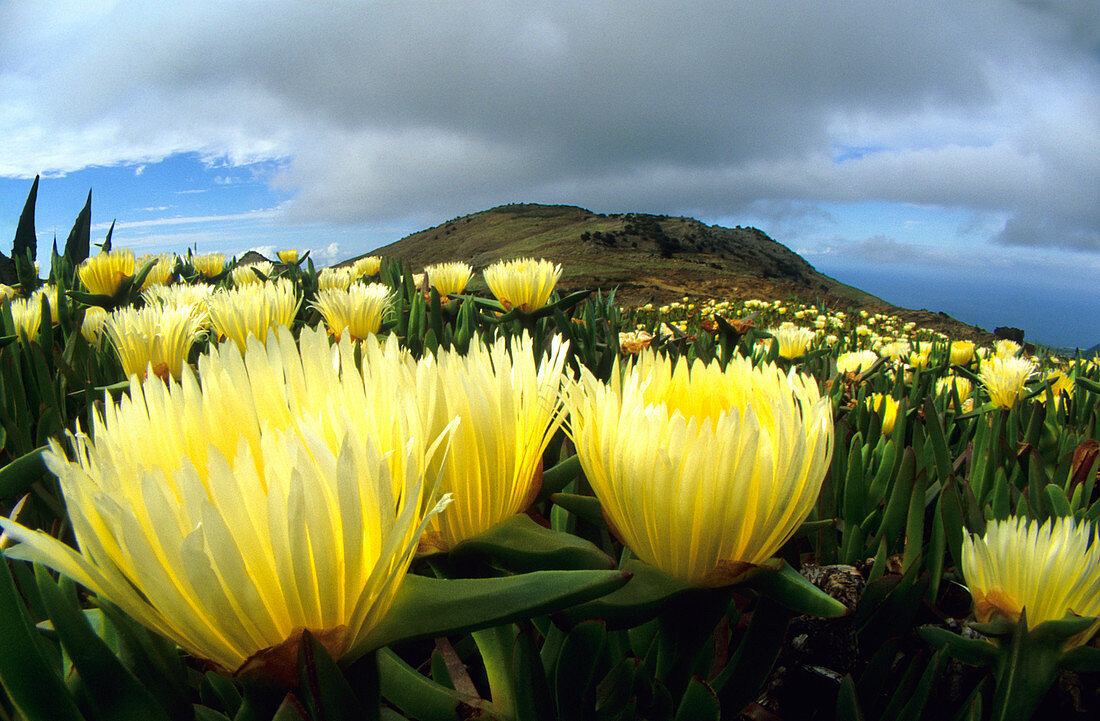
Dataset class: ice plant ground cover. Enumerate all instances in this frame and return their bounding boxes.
[2,196,1100,719]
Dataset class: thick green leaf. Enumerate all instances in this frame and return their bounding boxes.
[673,677,719,721]
[540,454,581,497]
[297,630,369,721]
[356,569,629,655]
[377,648,494,721]
[554,560,695,630]
[553,620,606,720]
[835,675,864,721]
[0,554,83,721]
[35,564,173,721]
[0,445,48,498]
[549,492,607,528]
[12,175,38,265]
[449,513,614,571]
[63,190,92,265]
[747,561,849,618]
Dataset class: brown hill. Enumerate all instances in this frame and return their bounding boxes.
[348,203,991,342]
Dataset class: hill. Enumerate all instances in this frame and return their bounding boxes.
[349,203,993,342]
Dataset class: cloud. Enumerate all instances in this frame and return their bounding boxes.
[0,1,1096,252]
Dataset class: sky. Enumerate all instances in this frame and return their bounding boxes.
[1,1,1098,348]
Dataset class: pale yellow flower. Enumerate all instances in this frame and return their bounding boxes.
[103,304,202,381]
[79,249,135,297]
[311,283,394,341]
[137,253,177,290]
[936,376,973,409]
[142,283,217,329]
[768,323,816,359]
[318,267,356,291]
[994,339,1021,357]
[425,261,473,297]
[231,261,274,286]
[879,341,911,361]
[80,306,108,343]
[866,394,900,435]
[0,284,17,302]
[979,355,1036,409]
[961,517,1100,645]
[566,354,833,586]
[30,285,60,325]
[8,297,42,341]
[353,256,382,278]
[412,333,569,552]
[836,350,878,375]
[0,325,455,682]
[206,278,300,352]
[483,258,561,313]
[950,340,975,366]
[191,253,225,278]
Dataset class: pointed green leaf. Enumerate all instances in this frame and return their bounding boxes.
[747,561,849,618]
[450,514,615,571]
[12,176,38,263]
[356,569,629,656]
[35,564,173,721]
[63,191,91,265]
[377,648,492,721]
[835,675,864,721]
[0,445,48,498]
[673,677,719,721]
[0,554,83,721]
[554,560,696,630]
[297,630,368,721]
[554,620,606,720]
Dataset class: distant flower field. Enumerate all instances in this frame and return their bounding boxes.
[0,192,1099,719]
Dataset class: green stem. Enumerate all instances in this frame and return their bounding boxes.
[472,624,519,720]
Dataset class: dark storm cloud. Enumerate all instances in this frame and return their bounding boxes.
[1,1,1097,250]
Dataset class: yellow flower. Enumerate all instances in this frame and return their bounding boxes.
[950,340,975,366]
[936,376,973,409]
[142,283,217,329]
[413,333,569,552]
[866,394,900,435]
[425,261,473,297]
[191,252,226,278]
[230,261,274,286]
[310,283,393,341]
[137,253,177,290]
[483,257,561,313]
[353,256,382,278]
[961,517,1100,645]
[979,355,1036,409]
[769,323,816,359]
[103,304,202,381]
[994,339,1021,357]
[908,352,930,370]
[80,306,108,343]
[277,249,299,264]
[206,278,300,352]
[318,267,356,291]
[79,249,135,296]
[836,350,878,375]
[566,354,833,586]
[1047,371,1074,400]
[30,285,60,324]
[0,284,17,302]
[8,297,42,341]
[0,326,454,683]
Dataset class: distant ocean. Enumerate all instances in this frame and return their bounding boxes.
[814,262,1100,351]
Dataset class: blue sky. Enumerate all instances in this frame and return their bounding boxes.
[2,2,1098,348]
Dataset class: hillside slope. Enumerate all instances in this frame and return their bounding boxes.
[350,203,991,341]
